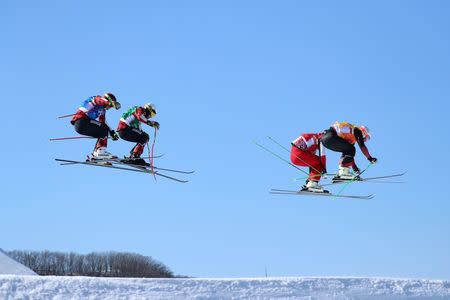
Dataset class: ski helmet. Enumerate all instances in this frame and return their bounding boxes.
[103,93,121,109]
[359,126,371,141]
[143,103,157,118]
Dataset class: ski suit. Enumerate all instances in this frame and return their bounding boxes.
[321,122,373,171]
[291,133,326,181]
[71,96,112,151]
[117,106,151,157]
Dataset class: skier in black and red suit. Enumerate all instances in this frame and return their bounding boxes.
[321,121,377,182]
[70,93,121,160]
[116,103,160,166]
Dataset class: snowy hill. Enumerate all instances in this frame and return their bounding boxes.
[0,249,36,276]
[1,275,449,299]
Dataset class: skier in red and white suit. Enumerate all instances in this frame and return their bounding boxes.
[291,133,327,192]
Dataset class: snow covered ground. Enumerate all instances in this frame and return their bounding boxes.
[1,275,449,299]
[0,249,36,276]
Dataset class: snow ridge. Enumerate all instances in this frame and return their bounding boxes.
[0,249,37,276]
[1,275,449,299]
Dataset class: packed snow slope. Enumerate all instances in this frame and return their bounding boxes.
[1,275,449,299]
[0,249,36,276]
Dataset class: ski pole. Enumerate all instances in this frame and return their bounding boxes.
[57,114,75,119]
[147,128,158,181]
[333,163,373,200]
[151,128,157,180]
[253,140,310,176]
[49,136,98,141]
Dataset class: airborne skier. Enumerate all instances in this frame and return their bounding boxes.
[291,133,328,193]
[70,93,121,160]
[321,121,377,181]
[117,103,160,166]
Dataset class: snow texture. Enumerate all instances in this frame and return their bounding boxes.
[0,249,37,276]
[0,275,449,299]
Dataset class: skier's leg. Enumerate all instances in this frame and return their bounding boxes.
[322,128,355,165]
[119,128,149,158]
[131,131,149,158]
[118,128,149,165]
[73,119,110,157]
[290,146,309,167]
[321,128,352,153]
[298,150,324,181]
[119,127,142,153]
[292,149,327,192]
[74,119,109,138]
[339,145,356,167]
[322,128,359,179]
[73,118,92,136]
[89,122,110,154]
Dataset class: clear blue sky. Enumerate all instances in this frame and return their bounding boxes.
[1,0,449,279]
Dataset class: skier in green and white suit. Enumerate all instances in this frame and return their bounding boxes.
[116,103,160,165]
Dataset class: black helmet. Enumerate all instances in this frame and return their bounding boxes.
[103,93,121,109]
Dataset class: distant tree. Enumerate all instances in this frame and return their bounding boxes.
[7,250,173,278]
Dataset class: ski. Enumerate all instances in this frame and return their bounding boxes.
[322,172,407,187]
[56,158,149,173]
[121,154,165,160]
[149,166,194,174]
[116,160,194,174]
[270,189,374,200]
[58,154,165,166]
[55,159,188,183]
[112,160,191,183]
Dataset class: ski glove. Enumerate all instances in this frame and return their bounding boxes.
[147,120,160,130]
[110,130,119,141]
[368,157,378,164]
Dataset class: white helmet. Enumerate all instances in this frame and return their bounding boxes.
[143,103,157,118]
[359,126,371,141]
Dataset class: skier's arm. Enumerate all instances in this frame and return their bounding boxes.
[354,128,375,161]
[134,107,149,124]
[135,107,160,129]
[99,113,106,124]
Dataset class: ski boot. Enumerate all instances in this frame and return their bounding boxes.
[91,147,117,165]
[301,180,329,193]
[332,167,361,183]
[122,155,149,167]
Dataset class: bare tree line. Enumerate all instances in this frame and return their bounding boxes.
[7,250,173,278]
